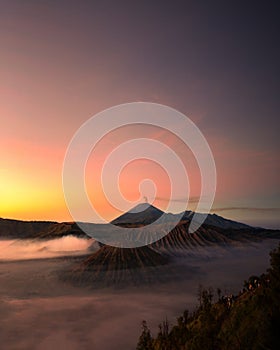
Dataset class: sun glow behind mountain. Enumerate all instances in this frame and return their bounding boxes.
[0,1,279,229]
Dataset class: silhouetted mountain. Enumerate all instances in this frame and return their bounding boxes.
[0,218,87,239]
[182,211,252,230]
[150,221,280,255]
[111,203,165,226]
[65,212,280,287]
[0,206,279,249]
[111,203,252,230]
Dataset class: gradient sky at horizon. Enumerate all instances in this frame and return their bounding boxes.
[0,1,279,228]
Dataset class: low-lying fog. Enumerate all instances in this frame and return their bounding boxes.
[0,236,95,260]
[0,238,279,350]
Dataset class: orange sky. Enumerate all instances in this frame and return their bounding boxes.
[1,121,279,227]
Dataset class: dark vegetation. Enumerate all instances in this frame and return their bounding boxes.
[137,244,280,350]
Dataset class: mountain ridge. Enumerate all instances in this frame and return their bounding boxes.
[0,204,278,240]
[111,203,252,230]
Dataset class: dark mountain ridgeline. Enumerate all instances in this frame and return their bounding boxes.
[2,204,280,287]
[111,203,165,226]
[0,218,87,239]
[185,211,252,230]
[151,221,279,254]
[111,204,252,230]
[65,207,280,287]
[0,203,278,241]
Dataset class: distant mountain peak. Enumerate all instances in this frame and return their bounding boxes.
[111,203,255,230]
[111,203,164,226]
[127,202,163,214]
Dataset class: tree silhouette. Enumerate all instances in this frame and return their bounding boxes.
[136,244,280,350]
[137,320,153,350]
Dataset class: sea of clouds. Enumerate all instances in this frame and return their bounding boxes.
[0,236,96,260]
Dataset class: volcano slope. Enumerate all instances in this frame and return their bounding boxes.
[67,245,169,287]
[65,208,280,287]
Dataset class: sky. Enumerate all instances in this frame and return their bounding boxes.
[0,0,279,228]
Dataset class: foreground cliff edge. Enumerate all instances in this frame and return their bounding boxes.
[136,243,280,350]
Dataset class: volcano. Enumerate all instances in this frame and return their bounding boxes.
[65,204,280,286]
[111,203,164,226]
[2,204,278,287]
